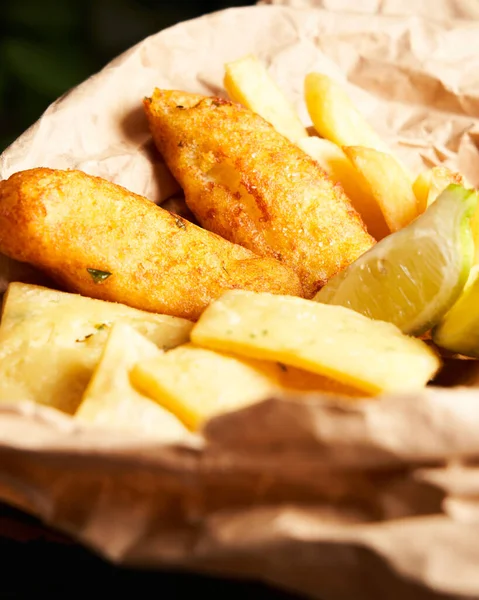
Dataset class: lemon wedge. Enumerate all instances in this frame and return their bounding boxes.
[315,185,477,336]
[433,266,479,357]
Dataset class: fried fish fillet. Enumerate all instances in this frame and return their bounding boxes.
[144,90,375,297]
[0,168,302,320]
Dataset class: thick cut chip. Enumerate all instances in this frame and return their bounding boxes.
[190,290,441,395]
[144,90,374,297]
[76,323,189,441]
[131,342,364,430]
[412,169,433,214]
[132,343,274,430]
[0,282,192,414]
[0,168,302,321]
[304,73,391,153]
[344,146,418,234]
[224,54,308,143]
[298,137,389,240]
[413,166,465,214]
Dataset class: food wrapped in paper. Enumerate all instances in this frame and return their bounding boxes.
[1,2,479,599]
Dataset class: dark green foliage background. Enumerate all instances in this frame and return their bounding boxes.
[0,0,253,153]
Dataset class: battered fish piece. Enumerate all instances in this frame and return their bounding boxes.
[144,90,375,297]
[0,168,302,320]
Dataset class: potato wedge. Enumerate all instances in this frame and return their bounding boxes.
[132,343,275,430]
[304,73,390,153]
[224,54,308,143]
[412,169,432,215]
[0,168,302,321]
[131,342,364,430]
[0,282,192,414]
[75,323,189,440]
[298,136,389,240]
[190,290,441,395]
[413,166,465,214]
[344,146,418,234]
[144,90,374,297]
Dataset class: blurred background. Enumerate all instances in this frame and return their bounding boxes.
[0,0,255,153]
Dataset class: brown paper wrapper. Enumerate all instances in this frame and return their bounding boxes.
[260,0,479,21]
[1,3,479,599]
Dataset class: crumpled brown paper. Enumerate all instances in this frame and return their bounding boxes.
[260,0,479,22]
[1,3,479,599]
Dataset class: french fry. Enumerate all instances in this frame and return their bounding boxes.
[412,169,433,215]
[131,342,364,430]
[0,282,192,414]
[298,136,389,240]
[224,54,308,143]
[344,146,418,234]
[191,290,440,395]
[76,323,189,441]
[413,166,465,214]
[304,72,390,153]
[132,343,277,430]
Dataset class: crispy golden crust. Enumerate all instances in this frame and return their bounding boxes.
[0,168,302,320]
[144,89,375,297]
[160,193,198,224]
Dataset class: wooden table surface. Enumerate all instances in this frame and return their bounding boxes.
[1,502,303,599]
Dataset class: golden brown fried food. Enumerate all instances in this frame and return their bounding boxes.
[0,168,302,320]
[144,89,375,297]
[160,192,198,224]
